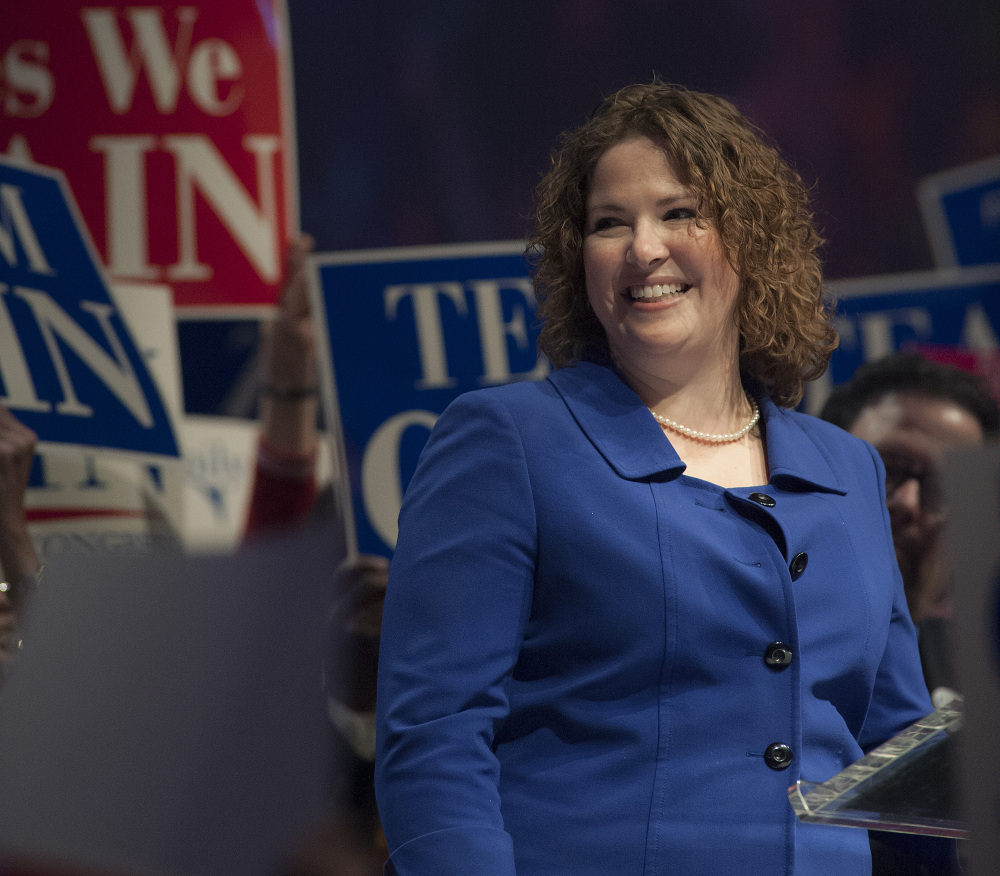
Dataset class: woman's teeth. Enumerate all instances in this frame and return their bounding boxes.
[630,283,689,300]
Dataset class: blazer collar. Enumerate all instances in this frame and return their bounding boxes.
[548,361,846,493]
[758,394,846,494]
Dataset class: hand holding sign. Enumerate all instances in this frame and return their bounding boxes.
[0,400,39,680]
[260,233,320,456]
[0,401,39,591]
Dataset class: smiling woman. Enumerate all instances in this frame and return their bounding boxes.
[531,83,835,407]
[582,137,742,406]
[374,82,936,876]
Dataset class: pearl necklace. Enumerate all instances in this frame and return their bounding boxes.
[649,397,760,444]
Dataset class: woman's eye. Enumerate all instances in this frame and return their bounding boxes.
[590,217,620,232]
[664,207,696,221]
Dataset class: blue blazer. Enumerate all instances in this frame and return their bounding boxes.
[375,362,931,876]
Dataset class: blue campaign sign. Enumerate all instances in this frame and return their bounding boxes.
[918,156,1000,268]
[825,264,1000,386]
[310,241,546,557]
[0,157,178,456]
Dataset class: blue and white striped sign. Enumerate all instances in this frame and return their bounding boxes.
[0,157,178,457]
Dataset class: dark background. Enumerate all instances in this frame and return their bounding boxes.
[184,0,1000,415]
[288,0,999,280]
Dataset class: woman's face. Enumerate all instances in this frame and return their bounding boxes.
[583,136,740,376]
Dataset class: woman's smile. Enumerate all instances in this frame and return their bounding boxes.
[627,282,690,301]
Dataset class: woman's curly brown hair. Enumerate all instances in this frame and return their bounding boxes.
[528,81,837,407]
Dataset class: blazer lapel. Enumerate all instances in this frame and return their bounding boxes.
[757,395,847,495]
[547,362,686,481]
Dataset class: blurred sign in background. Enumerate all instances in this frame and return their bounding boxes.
[3,1,297,311]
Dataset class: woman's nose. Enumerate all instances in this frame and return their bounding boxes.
[627,221,669,267]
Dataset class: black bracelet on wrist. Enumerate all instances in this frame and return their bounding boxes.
[264,384,319,401]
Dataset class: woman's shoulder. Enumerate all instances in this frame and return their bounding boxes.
[444,361,613,416]
[444,374,561,417]
[425,377,566,451]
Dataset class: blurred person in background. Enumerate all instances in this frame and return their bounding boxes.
[820,351,1000,708]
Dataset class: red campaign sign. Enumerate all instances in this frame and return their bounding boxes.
[1,1,297,312]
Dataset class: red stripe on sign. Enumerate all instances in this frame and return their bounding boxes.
[25,509,151,523]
